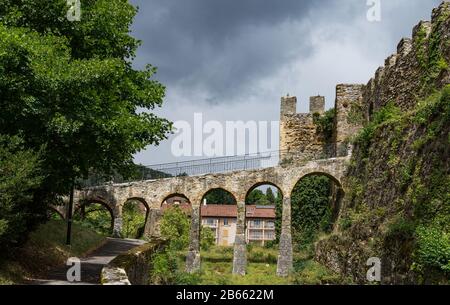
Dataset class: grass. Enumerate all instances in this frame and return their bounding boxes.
[0,219,106,284]
[173,245,343,285]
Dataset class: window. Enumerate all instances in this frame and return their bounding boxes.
[251,220,262,228]
[264,231,275,240]
[265,221,275,229]
[249,230,263,240]
[223,218,229,226]
[204,218,217,227]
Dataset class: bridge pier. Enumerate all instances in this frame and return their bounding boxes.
[186,206,201,273]
[232,201,247,275]
[143,208,163,239]
[112,215,123,238]
[277,197,293,277]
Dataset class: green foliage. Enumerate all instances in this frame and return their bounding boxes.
[412,85,450,151]
[313,109,335,141]
[0,135,43,253]
[265,188,276,205]
[246,187,279,206]
[274,191,282,242]
[247,247,278,264]
[74,204,112,236]
[291,175,334,250]
[122,201,146,239]
[150,249,179,284]
[413,225,450,275]
[200,227,216,251]
[160,206,190,251]
[414,14,449,93]
[204,189,236,205]
[292,260,343,285]
[1,219,105,283]
[149,207,198,284]
[338,85,450,283]
[246,189,267,205]
[354,102,402,156]
[386,217,416,240]
[0,2,171,196]
[347,103,366,125]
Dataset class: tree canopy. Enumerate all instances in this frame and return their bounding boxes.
[0,0,171,195]
[0,1,171,250]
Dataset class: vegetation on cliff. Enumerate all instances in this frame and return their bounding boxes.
[323,85,450,284]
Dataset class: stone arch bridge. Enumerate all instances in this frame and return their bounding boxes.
[51,154,349,277]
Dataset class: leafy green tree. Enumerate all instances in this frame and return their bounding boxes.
[74,204,112,236]
[122,201,146,239]
[0,135,43,253]
[204,189,236,205]
[266,188,276,205]
[160,206,190,251]
[246,189,265,205]
[291,176,334,249]
[274,190,283,243]
[0,0,171,198]
[201,227,216,251]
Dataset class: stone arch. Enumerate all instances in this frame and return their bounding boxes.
[244,182,281,247]
[201,187,237,205]
[122,197,150,239]
[160,193,191,206]
[290,171,343,194]
[47,205,66,220]
[74,199,115,235]
[245,181,284,201]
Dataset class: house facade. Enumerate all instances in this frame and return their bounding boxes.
[201,204,276,247]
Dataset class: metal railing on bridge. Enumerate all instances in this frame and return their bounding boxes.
[81,144,343,187]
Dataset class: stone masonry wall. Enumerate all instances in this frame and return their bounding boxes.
[279,95,331,161]
[333,84,365,156]
[362,2,450,118]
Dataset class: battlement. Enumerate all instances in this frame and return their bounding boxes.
[362,1,450,117]
[280,95,326,117]
[279,1,450,161]
[279,94,334,161]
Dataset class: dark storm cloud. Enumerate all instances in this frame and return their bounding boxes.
[129,0,334,103]
[129,0,444,165]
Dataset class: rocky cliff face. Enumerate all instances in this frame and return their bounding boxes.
[316,2,450,284]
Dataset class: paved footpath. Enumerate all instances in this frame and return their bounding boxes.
[32,238,145,285]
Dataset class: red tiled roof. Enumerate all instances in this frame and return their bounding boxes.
[200,204,275,219]
[161,203,192,214]
[160,203,276,219]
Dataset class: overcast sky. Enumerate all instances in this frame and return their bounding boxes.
[130,0,442,165]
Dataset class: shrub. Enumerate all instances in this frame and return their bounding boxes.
[413,225,450,275]
[160,206,190,251]
[151,250,178,284]
[121,201,146,239]
[200,226,216,251]
[313,109,335,141]
[354,102,402,156]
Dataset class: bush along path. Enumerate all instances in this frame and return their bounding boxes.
[32,238,145,285]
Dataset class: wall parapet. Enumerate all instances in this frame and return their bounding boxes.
[101,239,167,285]
[362,1,450,118]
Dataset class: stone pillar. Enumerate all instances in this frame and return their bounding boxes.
[280,95,298,162]
[277,197,293,277]
[143,208,163,239]
[334,84,364,157]
[112,215,123,238]
[186,206,201,273]
[233,201,247,275]
[309,95,325,115]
